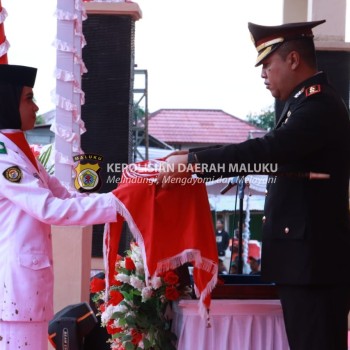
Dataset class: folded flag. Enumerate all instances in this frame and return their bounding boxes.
[104,159,218,318]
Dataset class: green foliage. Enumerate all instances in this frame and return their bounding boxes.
[35,114,45,125]
[133,103,145,121]
[91,243,191,350]
[246,105,275,130]
[38,144,54,175]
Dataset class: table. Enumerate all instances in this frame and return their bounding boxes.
[172,299,290,350]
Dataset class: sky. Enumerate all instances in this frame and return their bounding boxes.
[3,0,284,120]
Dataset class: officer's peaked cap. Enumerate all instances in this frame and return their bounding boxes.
[248,20,326,66]
[0,64,37,88]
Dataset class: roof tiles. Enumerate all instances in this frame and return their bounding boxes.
[148,109,265,145]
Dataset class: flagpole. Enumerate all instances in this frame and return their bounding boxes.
[0,0,9,63]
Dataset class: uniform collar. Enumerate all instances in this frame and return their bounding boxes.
[0,129,22,134]
[275,72,327,128]
[289,71,327,101]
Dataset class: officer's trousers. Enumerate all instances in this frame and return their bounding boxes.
[278,285,350,350]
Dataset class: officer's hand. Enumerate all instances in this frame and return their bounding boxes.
[163,150,189,159]
[157,154,190,189]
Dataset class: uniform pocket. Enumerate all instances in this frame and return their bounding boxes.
[19,253,51,270]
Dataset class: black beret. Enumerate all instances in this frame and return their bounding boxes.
[248,20,326,66]
[0,64,37,87]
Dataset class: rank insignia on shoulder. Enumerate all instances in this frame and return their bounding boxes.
[305,84,321,97]
[294,87,305,98]
[3,166,23,183]
[0,142,7,154]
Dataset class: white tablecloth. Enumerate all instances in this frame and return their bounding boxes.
[172,299,290,350]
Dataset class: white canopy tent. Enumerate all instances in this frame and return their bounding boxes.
[206,175,268,212]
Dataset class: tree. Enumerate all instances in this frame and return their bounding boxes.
[246,105,275,130]
[133,102,145,122]
[35,114,44,125]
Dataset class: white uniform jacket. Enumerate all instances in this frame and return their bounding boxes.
[0,133,121,322]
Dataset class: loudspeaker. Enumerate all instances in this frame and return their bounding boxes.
[48,302,97,349]
[82,12,135,256]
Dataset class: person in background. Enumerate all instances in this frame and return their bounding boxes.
[0,64,125,350]
[158,19,350,350]
[248,256,261,275]
[218,258,228,275]
[215,218,230,257]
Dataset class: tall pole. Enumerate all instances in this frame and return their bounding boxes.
[54,0,86,187]
[0,0,9,64]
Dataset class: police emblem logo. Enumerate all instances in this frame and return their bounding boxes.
[3,166,22,183]
[73,154,103,193]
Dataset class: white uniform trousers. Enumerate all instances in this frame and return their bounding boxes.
[0,321,47,350]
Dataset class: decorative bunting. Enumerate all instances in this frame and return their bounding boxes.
[0,1,9,63]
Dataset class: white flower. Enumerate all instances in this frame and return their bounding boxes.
[130,242,142,257]
[138,340,145,349]
[114,303,128,314]
[141,286,153,302]
[151,276,162,289]
[135,261,144,275]
[130,275,145,291]
[111,338,123,349]
[101,304,115,325]
[116,273,130,284]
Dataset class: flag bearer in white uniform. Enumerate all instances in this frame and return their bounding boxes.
[0,64,124,350]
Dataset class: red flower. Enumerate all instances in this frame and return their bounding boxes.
[90,278,105,293]
[30,146,41,159]
[131,329,142,345]
[98,303,106,313]
[109,290,124,305]
[163,271,179,285]
[106,320,123,335]
[165,285,180,301]
[125,257,136,271]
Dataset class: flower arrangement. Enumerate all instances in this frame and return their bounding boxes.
[91,242,192,350]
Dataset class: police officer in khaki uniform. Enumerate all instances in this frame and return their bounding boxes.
[159,20,350,350]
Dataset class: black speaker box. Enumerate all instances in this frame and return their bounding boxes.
[82,13,135,256]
